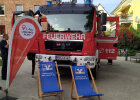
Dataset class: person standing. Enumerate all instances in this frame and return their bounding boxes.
[27,53,35,78]
[0,34,9,80]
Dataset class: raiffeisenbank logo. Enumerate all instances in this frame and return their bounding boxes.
[75,67,85,74]
[42,64,53,71]
[19,22,36,39]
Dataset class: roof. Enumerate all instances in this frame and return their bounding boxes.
[97,3,110,17]
[111,0,132,15]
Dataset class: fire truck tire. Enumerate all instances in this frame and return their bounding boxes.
[90,66,97,79]
[92,68,97,79]
[108,59,113,65]
[97,61,100,70]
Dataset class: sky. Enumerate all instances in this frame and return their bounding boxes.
[63,0,122,15]
[93,0,122,15]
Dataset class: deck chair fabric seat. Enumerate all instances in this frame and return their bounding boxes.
[37,62,64,100]
[72,66,102,97]
[71,65,103,100]
[39,62,63,93]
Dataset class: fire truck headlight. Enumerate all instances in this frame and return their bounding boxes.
[84,57,94,61]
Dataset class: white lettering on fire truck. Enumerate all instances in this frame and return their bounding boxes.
[43,34,85,40]
[106,49,115,54]
[99,48,115,54]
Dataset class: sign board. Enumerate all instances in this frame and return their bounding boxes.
[6,16,41,88]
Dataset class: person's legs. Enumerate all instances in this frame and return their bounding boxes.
[1,59,7,80]
[32,58,35,77]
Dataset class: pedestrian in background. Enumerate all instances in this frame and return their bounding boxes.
[0,34,9,80]
[31,54,35,78]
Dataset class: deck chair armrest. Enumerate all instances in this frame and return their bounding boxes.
[55,61,63,90]
[70,66,80,99]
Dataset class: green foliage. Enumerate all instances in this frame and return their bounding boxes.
[129,11,133,14]
[118,25,134,49]
[130,25,136,33]
[105,30,113,37]
[132,36,140,49]
[130,25,140,37]
[129,25,140,50]
[118,25,140,56]
[127,49,140,56]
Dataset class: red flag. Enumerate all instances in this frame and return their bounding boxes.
[6,16,41,88]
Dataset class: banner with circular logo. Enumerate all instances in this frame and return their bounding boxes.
[6,16,42,88]
[19,22,36,39]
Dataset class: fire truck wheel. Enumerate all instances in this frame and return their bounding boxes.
[90,66,97,80]
[108,60,113,65]
[97,62,100,70]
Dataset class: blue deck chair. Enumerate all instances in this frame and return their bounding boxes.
[37,61,64,100]
[70,65,103,100]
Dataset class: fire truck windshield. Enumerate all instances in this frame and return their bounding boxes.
[46,14,94,33]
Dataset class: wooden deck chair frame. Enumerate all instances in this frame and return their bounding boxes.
[37,61,64,100]
[70,64,102,100]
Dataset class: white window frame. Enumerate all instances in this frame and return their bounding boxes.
[16,5,23,16]
[34,5,40,12]
[34,5,40,16]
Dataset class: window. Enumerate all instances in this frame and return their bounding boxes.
[0,25,5,35]
[34,5,40,12]
[0,5,4,15]
[102,21,116,37]
[45,14,94,32]
[16,5,23,16]
[16,5,23,11]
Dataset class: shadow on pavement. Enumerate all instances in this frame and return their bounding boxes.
[59,67,72,79]
[0,96,18,100]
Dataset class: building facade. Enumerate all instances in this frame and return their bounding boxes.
[97,3,110,17]
[0,0,47,36]
[111,0,140,31]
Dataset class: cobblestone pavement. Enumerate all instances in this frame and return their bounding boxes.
[0,57,140,100]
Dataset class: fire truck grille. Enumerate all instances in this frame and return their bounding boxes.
[45,40,83,51]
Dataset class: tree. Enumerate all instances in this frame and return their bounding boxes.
[118,25,140,56]
[118,25,134,49]
[118,25,134,59]
[129,26,140,50]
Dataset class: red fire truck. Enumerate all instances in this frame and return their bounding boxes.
[12,2,119,77]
